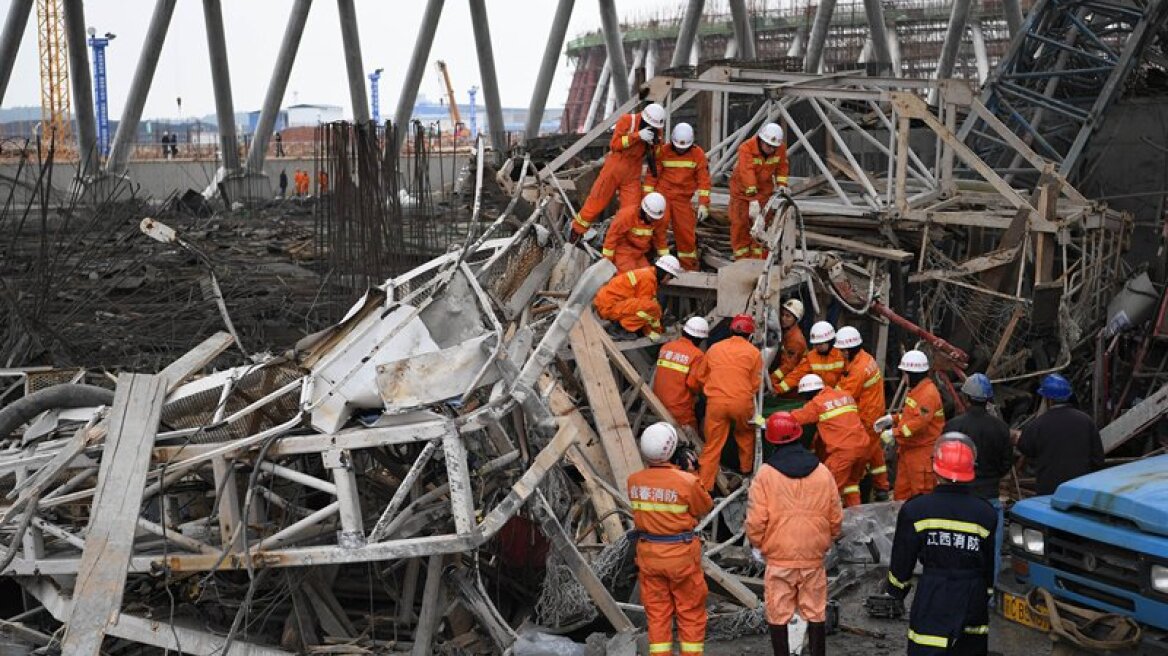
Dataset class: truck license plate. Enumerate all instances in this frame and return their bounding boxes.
[999,591,1050,632]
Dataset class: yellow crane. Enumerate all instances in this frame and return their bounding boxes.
[35,0,71,145]
[433,60,464,137]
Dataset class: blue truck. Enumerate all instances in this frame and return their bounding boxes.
[1006,453,1168,639]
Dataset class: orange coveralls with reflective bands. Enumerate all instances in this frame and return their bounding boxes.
[890,378,946,500]
[729,138,790,259]
[593,267,663,340]
[771,325,809,389]
[654,338,705,429]
[601,204,670,273]
[689,335,762,490]
[790,387,871,506]
[573,113,649,235]
[774,347,846,394]
[836,349,890,493]
[644,144,712,271]
[628,464,713,655]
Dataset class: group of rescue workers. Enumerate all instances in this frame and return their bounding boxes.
[574,100,1107,655]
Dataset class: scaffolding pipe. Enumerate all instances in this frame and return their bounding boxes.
[107,0,177,176]
[245,0,312,171]
[598,0,630,104]
[803,0,837,73]
[728,0,757,60]
[525,0,575,140]
[970,19,990,84]
[1003,0,1024,38]
[933,0,973,96]
[671,0,705,68]
[862,0,893,67]
[62,0,99,178]
[202,0,240,172]
[0,0,32,106]
[886,23,902,76]
[582,58,611,131]
[393,0,444,154]
[468,0,507,160]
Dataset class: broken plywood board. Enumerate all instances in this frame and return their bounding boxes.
[159,331,234,394]
[1101,381,1168,454]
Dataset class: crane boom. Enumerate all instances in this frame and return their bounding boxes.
[35,0,70,144]
[434,60,462,135]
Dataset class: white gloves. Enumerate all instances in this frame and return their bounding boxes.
[778,185,791,196]
[696,205,710,223]
[748,200,761,220]
[873,414,894,432]
[880,428,894,446]
[638,127,655,143]
[751,414,766,427]
[751,548,764,564]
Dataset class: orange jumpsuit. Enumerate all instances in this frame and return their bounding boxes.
[593,267,663,340]
[318,171,329,194]
[890,378,946,500]
[745,457,842,624]
[654,337,705,429]
[573,112,649,235]
[836,349,890,493]
[628,464,713,655]
[643,144,712,271]
[601,204,670,273]
[774,347,846,394]
[790,387,871,506]
[688,335,762,490]
[770,325,809,389]
[728,138,789,260]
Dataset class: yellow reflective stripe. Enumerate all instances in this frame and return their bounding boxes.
[601,248,615,257]
[765,156,782,164]
[733,246,751,256]
[819,405,858,422]
[657,359,691,374]
[775,176,789,184]
[636,311,662,328]
[744,186,758,195]
[697,189,711,197]
[680,642,704,653]
[631,227,655,236]
[627,271,638,285]
[863,373,882,389]
[621,135,631,148]
[648,331,662,341]
[908,631,948,648]
[869,465,888,475]
[643,185,655,193]
[901,425,912,438]
[574,214,591,228]
[811,361,844,371]
[913,519,991,538]
[662,160,697,168]
[778,380,791,392]
[935,409,946,418]
[771,369,785,379]
[904,396,918,408]
[678,250,698,258]
[657,248,671,256]
[842,485,861,495]
[964,625,989,635]
[751,157,764,164]
[751,247,764,254]
[649,643,673,653]
[887,571,909,590]
[630,500,689,513]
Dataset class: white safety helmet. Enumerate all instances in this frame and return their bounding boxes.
[671,122,695,150]
[798,374,825,394]
[834,326,862,350]
[641,103,666,129]
[781,298,805,322]
[641,192,667,220]
[898,349,930,373]
[655,254,683,278]
[683,316,710,339]
[758,122,784,147]
[640,422,678,463]
[809,321,836,345]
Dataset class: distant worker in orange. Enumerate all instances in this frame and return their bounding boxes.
[876,350,946,500]
[746,411,842,656]
[653,317,709,431]
[789,374,871,507]
[628,422,713,656]
[770,299,808,388]
[689,314,763,491]
[297,169,310,196]
[643,122,712,271]
[728,122,789,260]
[317,170,329,195]
[834,326,891,501]
[601,192,671,272]
[593,256,683,342]
[571,103,667,239]
[773,321,845,394]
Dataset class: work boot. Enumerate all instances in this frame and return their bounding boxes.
[604,322,639,341]
[768,623,789,656]
[873,489,891,502]
[807,621,826,656]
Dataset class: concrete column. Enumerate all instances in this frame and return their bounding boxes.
[671,0,705,68]
[886,23,902,76]
[525,0,574,140]
[597,0,629,104]
[582,58,611,131]
[245,0,312,171]
[0,0,33,106]
[646,39,658,79]
[787,26,806,58]
[728,0,757,60]
[62,0,98,177]
[862,0,893,67]
[393,0,444,153]
[336,0,369,123]
[202,0,240,171]
[935,0,973,84]
[858,37,873,63]
[804,0,837,73]
[690,37,701,66]
[107,0,176,176]
[970,19,990,84]
[1003,0,1024,39]
[468,0,507,158]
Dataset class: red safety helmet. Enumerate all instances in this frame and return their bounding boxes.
[765,412,802,445]
[932,432,977,483]
[730,313,756,335]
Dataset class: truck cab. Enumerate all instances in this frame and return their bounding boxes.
[1007,453,1168,632]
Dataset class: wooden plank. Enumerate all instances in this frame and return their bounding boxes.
[1034,180,1059,284]
[702,556,761,609]
[159,331,234,393]
[987,305,1026,377]
[60,373,168,656]
[803,230,914,262]
[1101,382,1168,453]
[411,555,445,656]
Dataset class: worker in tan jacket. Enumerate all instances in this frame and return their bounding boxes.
[746,411,843,656]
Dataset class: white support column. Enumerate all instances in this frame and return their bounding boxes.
[324,449,365,548]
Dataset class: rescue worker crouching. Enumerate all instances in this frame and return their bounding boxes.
[643,122,712,271]
[877,350,945,500]
[628,422,714,655]
[774,321,845,394]
[654,317,710,431]
[746,412,842,656]
[789,374,870,507]
[593,256,683,342]
[601,192,671,273]
[772,299,808,385]
[834,326,891,501]
[729,122,789,260]
[881,432,997,655]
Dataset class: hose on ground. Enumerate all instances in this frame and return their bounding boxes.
[0,384,115,442]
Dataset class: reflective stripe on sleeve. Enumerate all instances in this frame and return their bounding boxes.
[698,189,711,197]
[778,380,791,392]
[631,500,689,513]
[627,271,638,285]
[869,465,887,475]
[904,397,919,408]
[631,227,655,236]
[621,135,631,148]
[601,248,615,257]
[663,160,697,168]
[811,361,844,371]
[636,311,662,329]
[744,185,758,195]
[863,373,882,388]
[964,625,989,635]
[901,425,913,438]
[913,518,991,538]
[574,214,592,229]
[657,248,672,256]
[657,359,691,374]
[733,246,751,257]
[908,631,948,648]
[842,485,861,495]
[643,185,655,193]
[887,571,909,589]
[678,250,698,259]
[819,405,859,421]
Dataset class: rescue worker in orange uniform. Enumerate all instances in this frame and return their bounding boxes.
[790,374,871,507]
[774,321,845,394]
[643,122,712,271]
[746,412,842,656]
[653,317,709,431]
[628,422,713,656]
[770,299,808,387]
[728,122,789,259]
[834,326,891,501]
[593,256,683,342]
[317,170,329,195]
[688,314,763,491]
[571,103,667,238]
[877,350,946,500]
[601,192,671,272]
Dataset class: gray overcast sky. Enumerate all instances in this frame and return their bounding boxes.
[2,0,715,120]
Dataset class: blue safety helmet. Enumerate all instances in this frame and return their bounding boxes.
[961,373,993,402]
[1037,373,1072,402]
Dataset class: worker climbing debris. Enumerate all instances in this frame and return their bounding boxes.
[601,191,671,272]
[834,326,891,501]
[789,374,870,507]
[774,321,845,394]
[729,122,789,260]
[593,256,681,341]
[878,350,946,500]
[643,122,712,271]
[653,317,710,432]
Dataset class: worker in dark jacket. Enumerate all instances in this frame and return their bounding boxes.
[943,374,1011,500]
[882,432,997,655]
[1015,373,1104,495]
